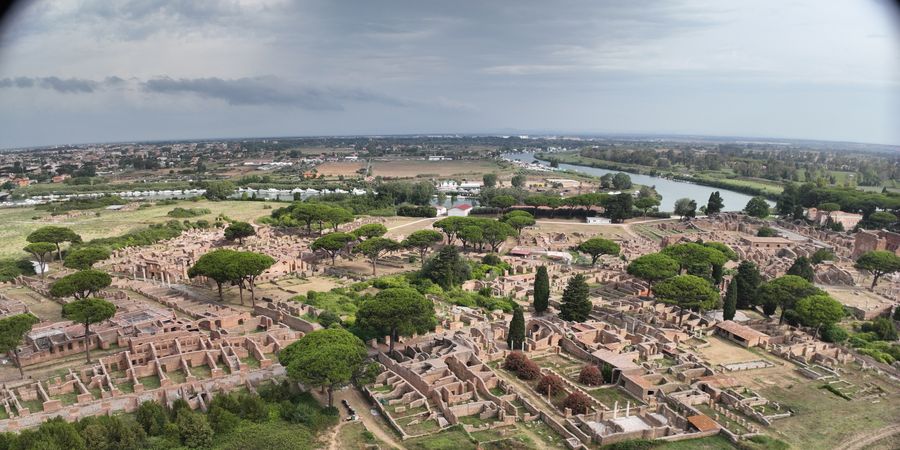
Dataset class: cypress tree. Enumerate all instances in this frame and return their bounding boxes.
[533,266,550,314]
[734,261,761,309]
[559,274,592,322]
[723,278,738,321]
[507,307,526,350]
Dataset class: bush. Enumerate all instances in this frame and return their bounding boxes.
[169,398,190,420]
[481,254,503,266]
[562,392,592,414]
[821,324,848,343]
[208,405,240,434]
[316,310,341,328]
[397,205,437,217]
[578,365,604,386]
[136,401,168,436]
[238,393,270,422]
[518,359,541,381]
[536,374,565,395]
[176,411,213,449]
[167,207,211,218]
[503,352,528,372]
[861,317,898,341]
[757,226,778,237]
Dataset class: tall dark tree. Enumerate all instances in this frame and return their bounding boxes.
[723,278,738,321]
[420,245,471,289]
[744,196,770,218]
[706,191,724,215]
[734,261,762,309]
[559,274,591,322]
[507,307,526,350]
[786,256,814,282]
[533,266,550,314]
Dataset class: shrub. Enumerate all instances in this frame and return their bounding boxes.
[176,411,213,449]
[396,205,437,217]
[757,226,778,237]
[578,365,604,386]
[503,352,528,372]
[562,392,592,414]
[821,324,849,343]
[518,359,541,381]
[316,310,341,328]
[207,405,240,434]
[536,374,565,396]
[861,317,898,341]
[169,398,190,420]
[481,254,503,266]
[136,401,168,436]
[167,207,210,218]
[238,393,269,422]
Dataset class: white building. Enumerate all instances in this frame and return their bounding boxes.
[586,216,610,224]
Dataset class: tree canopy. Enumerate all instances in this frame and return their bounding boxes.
[50,269,112,299]
[744,196,770,218]
[420,245,471,289]
[577,238,621,266]
[312,232,355,266]
[352,223,388,240]
[661,242,726,277]
[188,249,239,301]
[673,198,697,218]
[224,221,255,244]
[279,328,371,407]
[794,294,844,337]
[62,297,116,363]
[402,230,443,264]
[63,246,110,271]
[0,313,40,378]
[756,275,822,320]
[627,253,680,288]
[356,288,436,353]
[651,275,719,324]
[706,191,724,215]
[354,237,401,276]
[27,226,82,259]
[24,242,56,279]
[854,250,900,290]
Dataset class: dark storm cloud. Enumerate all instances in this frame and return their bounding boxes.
[0,74,411,110]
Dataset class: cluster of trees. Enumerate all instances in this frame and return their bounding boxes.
[433,215,520,252]
[776,182,900,225]
[187,249,275,305]
[267,202,355,235]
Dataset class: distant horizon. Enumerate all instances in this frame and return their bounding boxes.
[3,129,898,153]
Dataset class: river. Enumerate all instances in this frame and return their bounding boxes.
[505,152,771,213]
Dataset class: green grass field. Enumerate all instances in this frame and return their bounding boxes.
[0,199,275,259]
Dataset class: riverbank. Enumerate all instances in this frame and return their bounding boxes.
[534,152,782,200]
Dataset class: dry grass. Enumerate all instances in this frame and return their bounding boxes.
[0,200,275,259]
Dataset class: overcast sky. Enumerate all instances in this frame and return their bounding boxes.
[0,0,898,148]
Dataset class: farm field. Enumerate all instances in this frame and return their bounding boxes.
[316,159,506,179]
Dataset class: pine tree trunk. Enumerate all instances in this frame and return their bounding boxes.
[14,349,24,379]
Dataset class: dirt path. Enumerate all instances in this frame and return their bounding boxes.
[332,387,404,449]
[835,423,900,450]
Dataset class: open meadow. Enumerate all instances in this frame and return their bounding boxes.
[0,200,276,259]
